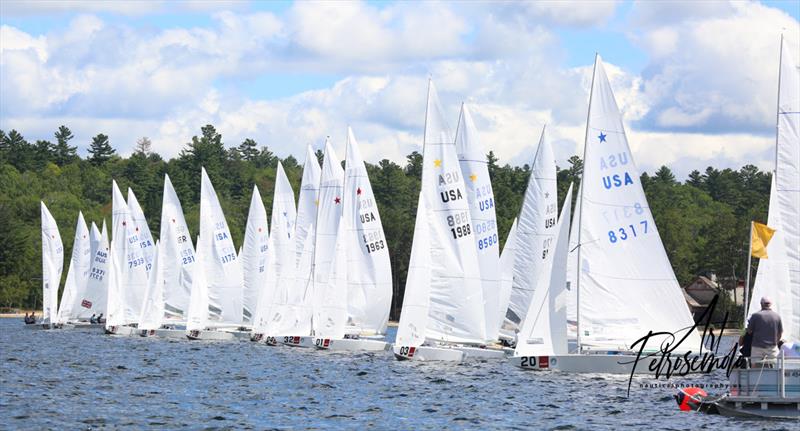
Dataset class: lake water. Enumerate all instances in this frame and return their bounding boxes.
[0,319,789,430]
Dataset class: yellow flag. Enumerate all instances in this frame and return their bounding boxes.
[751,222,776,258]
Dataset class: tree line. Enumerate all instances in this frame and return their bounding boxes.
[0,124,769,321]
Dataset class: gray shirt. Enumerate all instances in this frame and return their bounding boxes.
[748,309,783,349]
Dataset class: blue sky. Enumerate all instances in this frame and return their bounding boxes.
[1,1,799,178]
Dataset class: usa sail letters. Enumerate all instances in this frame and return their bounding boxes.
[622,294,744,395]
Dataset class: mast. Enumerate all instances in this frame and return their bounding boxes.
[575,53,599,353]
[775,34,784,174]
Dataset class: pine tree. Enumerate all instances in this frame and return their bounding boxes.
[88,133,115,165]
[237,138,259,161]
[53,125,78,165]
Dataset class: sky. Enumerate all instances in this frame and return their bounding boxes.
[1,0,799,179]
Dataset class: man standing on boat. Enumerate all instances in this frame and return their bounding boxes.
[744,297,783,366]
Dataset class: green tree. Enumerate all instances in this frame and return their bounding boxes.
[53,125,78,166]
[87,133,115,165]
[237,138,260,162]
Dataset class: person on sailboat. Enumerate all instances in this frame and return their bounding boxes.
[97,313,105,324]
[27,312,36,324]
[742,296,783,367]
[90,314,97,324]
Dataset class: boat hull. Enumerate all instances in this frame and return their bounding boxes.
[105,325,137,336]
[392,345,466,362]
[509,354,642,374]
[281,335,314,348]
[314,338,390,352]
[454,345,508,360]
[186,330,235,341]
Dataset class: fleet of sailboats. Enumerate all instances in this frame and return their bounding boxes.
[31,46,796,383]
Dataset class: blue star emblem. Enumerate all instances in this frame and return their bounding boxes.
[598,132,607,143]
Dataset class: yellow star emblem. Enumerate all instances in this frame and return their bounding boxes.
[433,159,442,168]
[469,173,477,182]
[314,199,319,207]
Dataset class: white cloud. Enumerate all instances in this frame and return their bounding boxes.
[514,1,621,27]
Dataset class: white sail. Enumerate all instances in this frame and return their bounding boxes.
[312,140,347,338]
[186,235,209,332]
[515,184,573,357]
[395,194,432,348]
[159,174,196,322]
[503,126,558,339]
[139,241,164,330]
[258,162,300,335]
[396,80,486,346]
[750,38,800,342]
[495,218,518,339]
[343,127,393,335]
[200,167,244,327]
[111,180,148,324]
[566,184,581,339]
[82,221,109,319]
[57,212,91,323]
[40,202,63,324]
[456,103,500,341]
[288,146,321,335]
[89,222,101,259]
[576,56,700,351]
[127,188,156,276]
[241,185,269,325]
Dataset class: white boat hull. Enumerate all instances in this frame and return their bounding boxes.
[314,338,389,352]
[105,325,137,336]
[186,329,235,341]
[455,345,508,360]
[392,345,466,362]
[282,335,314,348]
[509,353,641,374]
[222,330,251,341]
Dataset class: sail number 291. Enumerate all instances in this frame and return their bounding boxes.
[448,211,472,239]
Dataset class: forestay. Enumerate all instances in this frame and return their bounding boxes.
[159,174,196,322]
[241,185,269,325]
[343,127,392,335]
[199,168,244,327]
[515,184,573,356]
[57,212,91,324]
[503,126,558,339]
[395,80,486,347]
[40,202,64,325]
[576,56,700,352]
[456,104,500,341]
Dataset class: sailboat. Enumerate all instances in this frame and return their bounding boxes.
[237,185,269,339]
[516,55,701,373]
[393,80,489,361]
[128,188,156,276]
[502,126,559,343]
[313,128,393,352]
[138,241,164,336]
[83,221,110,323]
[35,202,63,329]
[280,146,321,348]
[456,104,503,345]
[105,181,148,336]
[56,211,91,326]
[251,161,298,345]
[185,168,243,341]
[509,185,572,366]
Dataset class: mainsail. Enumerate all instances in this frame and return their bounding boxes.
[186,235,209,332]
[83,222,109,319]
[396,80,486,347]
[515,185,573,356]
[576,55,700,351]
[503,126,558,339]
[127,188,156,276]
[566,184,581,340]
[256,162,298,336]
[241,185,269,325]
[139,241,164,331]
[343,127,392,335]
[199,168,244,327]
[749,37,800,342]
[159,174,195,321]
[495,218,518,339]
[313,140,347,338]
[40,202,63,325]
[456,103,500,341]
[57,211,91,324]
[111,181,148,324]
